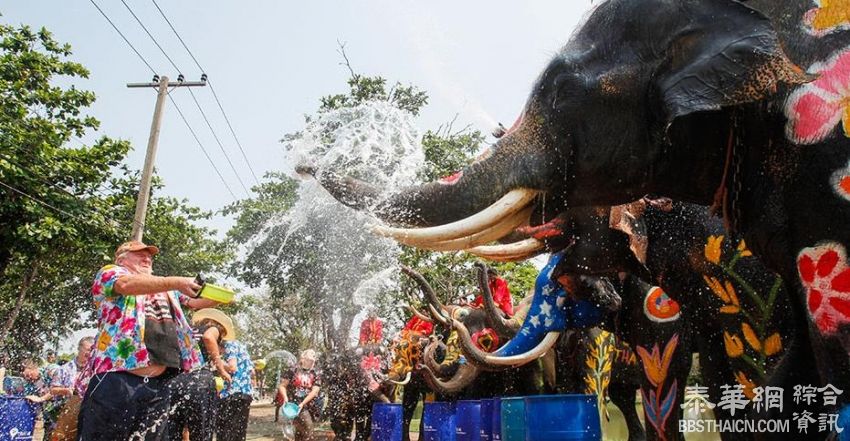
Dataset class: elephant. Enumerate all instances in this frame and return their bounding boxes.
[465,200,798,440]
[299,0,850,436]
[322,343,392,441]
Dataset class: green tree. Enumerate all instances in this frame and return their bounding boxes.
[0,23,231,361]
[226,72,538,354]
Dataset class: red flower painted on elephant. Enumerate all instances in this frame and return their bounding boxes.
[831,162,850,202]
[785,47,850,144]
[798,243,850,334]
[471,328,500,352]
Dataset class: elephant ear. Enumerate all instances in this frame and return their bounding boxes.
[656,0,809,127]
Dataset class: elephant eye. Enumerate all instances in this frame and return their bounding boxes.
[552,73,591,111]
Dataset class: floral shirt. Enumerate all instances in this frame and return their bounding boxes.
[82,265,201,381]
[220,340,254,398]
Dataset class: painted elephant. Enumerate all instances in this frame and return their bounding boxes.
[481,200,798,440]
[322,344,391,441]
[300,0,850,436]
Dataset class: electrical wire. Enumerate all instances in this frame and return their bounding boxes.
[0,178,126,236]
[149,0,262,186]
[0,152,141,230]
[187,88,251,195]
[88,0,156,75]
[119,0,181,74]
[167,94,238,202]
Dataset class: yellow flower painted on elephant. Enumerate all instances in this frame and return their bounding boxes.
[636,334,679,388]
[764,333,783,357]
[741,323,761,352]
[703,276,740,314]
[724,332,744,358]
[705,235,724,264]
[804,0,850,35]
[737,240,752,257]
[735,371,758,399]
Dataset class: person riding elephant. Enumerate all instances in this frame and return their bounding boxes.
[300,1,850,437]
[469,267,514,316]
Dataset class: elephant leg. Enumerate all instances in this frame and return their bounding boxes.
[609,378,646,441]
[541,350,558,394]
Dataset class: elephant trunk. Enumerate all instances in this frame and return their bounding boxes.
[419,361,481,396]
[299,119,555,249]
[476,263,520,338]
[402,266,451,326]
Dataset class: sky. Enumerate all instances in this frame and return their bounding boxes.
[3,0,594,236]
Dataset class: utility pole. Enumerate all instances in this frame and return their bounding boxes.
[127,75,206,241]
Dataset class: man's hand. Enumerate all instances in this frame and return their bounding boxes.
[25,395,44,403]
[173,277,202,298]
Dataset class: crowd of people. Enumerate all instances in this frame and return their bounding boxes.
[0,239,515,441]
[1,240,257,441]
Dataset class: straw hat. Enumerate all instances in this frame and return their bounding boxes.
[192,308,236,341]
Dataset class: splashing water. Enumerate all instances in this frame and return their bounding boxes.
[248,101,427,342]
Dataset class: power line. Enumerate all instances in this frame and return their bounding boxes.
[187,88,251,195]
[88,0,156,75]
[149,0,262,186]
[119,0,181,74]
[119,2,253,196]
[149,0,204,72]
[0,178,127,237]
[0,152,141,230]
[167,94,238,202]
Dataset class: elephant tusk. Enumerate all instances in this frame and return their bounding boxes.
[371,189,539,245]
[388,371,412,385]
[467,238,545,260]
[484,332,561,367]
[416,205,534,251]
[403,304,433,323]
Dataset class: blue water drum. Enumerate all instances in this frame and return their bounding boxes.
[371,403,403,441]
[480,399,494,441]
[491,397,502,441]
[0,396,37,441]
[455,400,481,441]
[500,397,525,441]
[524,394,601,440]
[422,401,456,441]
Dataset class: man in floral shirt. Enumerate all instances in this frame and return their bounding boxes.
[77,240,220,441]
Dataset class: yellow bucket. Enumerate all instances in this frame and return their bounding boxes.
[198,283,235,304]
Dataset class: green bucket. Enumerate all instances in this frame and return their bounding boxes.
[198,283,234,303]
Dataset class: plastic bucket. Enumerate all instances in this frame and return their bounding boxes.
[491,397,502,441]
[198,283,234,303]
[282,402,299,419]
[0,396,37,441]
[422,401,456,441]
[455,400,481,441]
[500,397,525,441]
[371,403,403,441]
[524,394,601,440]
[479,399,494,441]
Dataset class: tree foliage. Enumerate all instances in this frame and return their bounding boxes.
[226,72,538,356]
[0,23,230,363]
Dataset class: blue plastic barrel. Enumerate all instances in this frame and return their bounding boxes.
[500,397,525,441]
[524,394,601,440]
[371,403,403,441]
[455,400,481,441]
[0,396,37,441]
[479,399,494,441]
[491,397,502,441]
[422,401,456,441]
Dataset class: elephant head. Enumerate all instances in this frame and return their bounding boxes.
[299,0,808,260]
